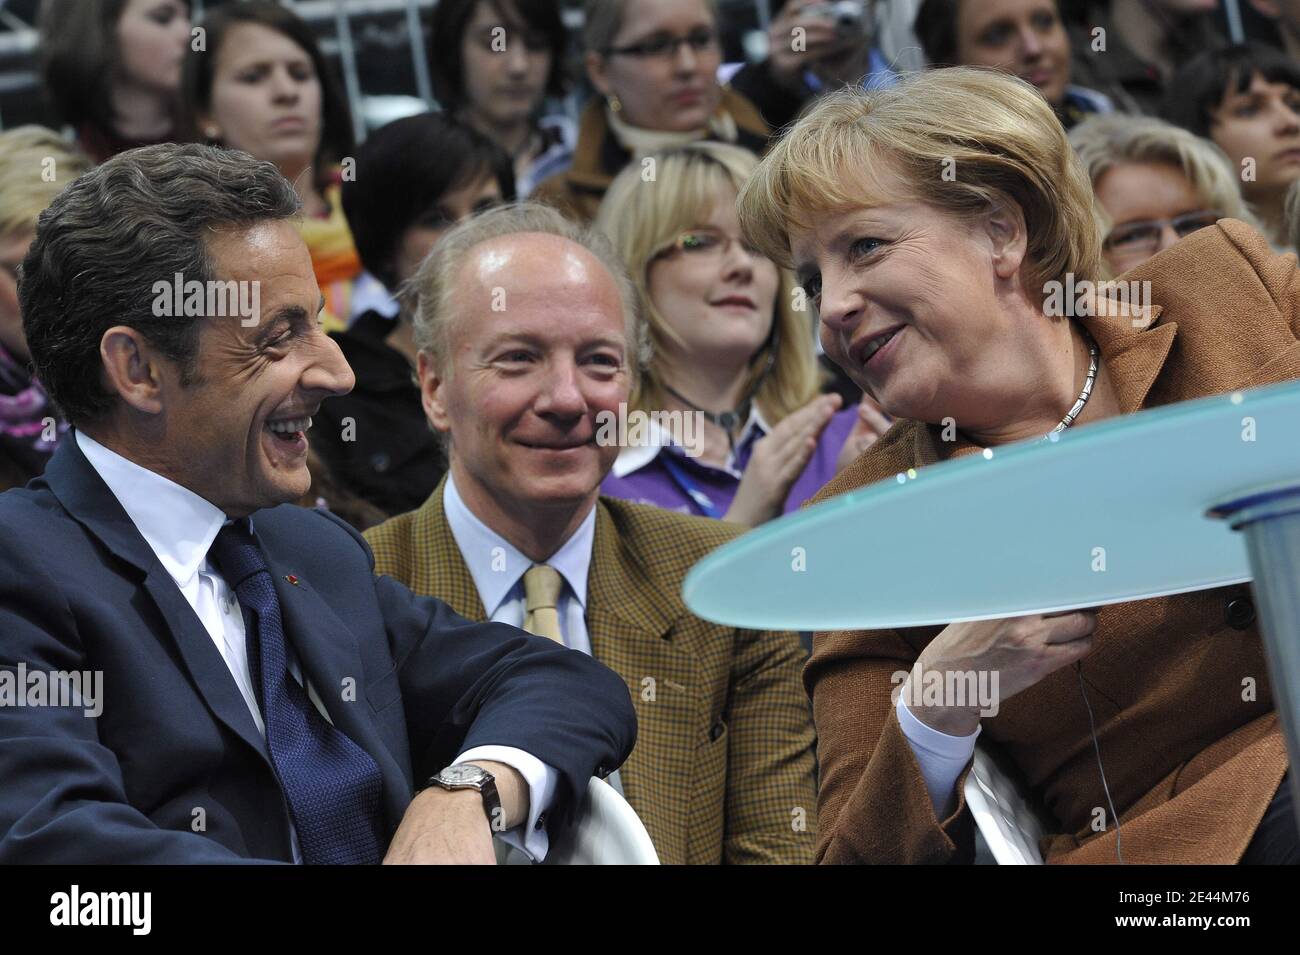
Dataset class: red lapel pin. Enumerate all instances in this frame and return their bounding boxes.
[284,574,300,586]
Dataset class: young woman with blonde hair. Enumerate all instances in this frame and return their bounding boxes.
[597,141,884,527]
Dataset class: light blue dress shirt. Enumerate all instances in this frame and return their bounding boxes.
[444,472,595,655]
[443,474,625,803]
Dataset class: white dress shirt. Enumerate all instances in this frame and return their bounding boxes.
[897,694,981,819]
[609,404,774,484]
[346,270,400,325]
[75,432,553,861]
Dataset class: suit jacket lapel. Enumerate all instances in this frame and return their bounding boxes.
[410,476,486,620]
[140,570,274,764]
[1083,305,1178,414]
[43,435,273,765]
[587,502,676,651]
[587,501,699,866]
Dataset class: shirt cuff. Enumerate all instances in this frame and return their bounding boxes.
[455,746,557,862]
[896,692,980,819]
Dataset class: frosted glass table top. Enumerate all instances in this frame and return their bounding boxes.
[681,379,1300,631]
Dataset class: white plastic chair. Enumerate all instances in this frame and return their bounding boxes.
[964,743,1050,865]
[545,777,659,865]
[494,777,660,865]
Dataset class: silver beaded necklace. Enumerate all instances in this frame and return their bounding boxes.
[1044,329,1100,439]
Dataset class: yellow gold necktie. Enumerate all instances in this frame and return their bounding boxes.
[522,564,564,644]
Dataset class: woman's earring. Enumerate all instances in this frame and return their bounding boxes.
[607,95,622,113]
[204,125,221,141]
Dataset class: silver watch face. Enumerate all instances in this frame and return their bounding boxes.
[441,764,487,786]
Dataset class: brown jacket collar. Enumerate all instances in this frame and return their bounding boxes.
[825,278,1181,490]
[405,475,676,642]
[899,307,1177,472]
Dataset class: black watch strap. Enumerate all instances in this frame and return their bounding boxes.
[423,765,504,831]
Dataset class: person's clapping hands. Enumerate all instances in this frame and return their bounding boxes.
[725,392,841,527]
[835,393,891,473]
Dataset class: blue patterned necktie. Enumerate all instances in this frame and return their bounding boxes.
[209,518,384,865]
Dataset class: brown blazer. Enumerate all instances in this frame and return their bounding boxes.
[806,219,1300,864]
[531,87,771,224]
[363,480,818,864]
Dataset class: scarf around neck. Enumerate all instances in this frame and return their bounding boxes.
[0,342,64,471]
[605,105,739,159]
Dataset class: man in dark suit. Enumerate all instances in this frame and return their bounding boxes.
[0,143,636,864]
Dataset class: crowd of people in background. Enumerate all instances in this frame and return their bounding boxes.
[11,0,1299,527]
[2,0,1299,865]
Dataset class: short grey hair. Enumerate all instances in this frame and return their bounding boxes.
[1069,113,1261,242]
[407,200,650,379]
[20,142,301,425]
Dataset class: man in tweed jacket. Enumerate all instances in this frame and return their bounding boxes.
[361,203,817,864]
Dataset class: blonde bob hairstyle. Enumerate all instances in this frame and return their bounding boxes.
[737,67,1103,305]
[0,126,91,239]
[1069,112,1261,268]
[596,140,822,423]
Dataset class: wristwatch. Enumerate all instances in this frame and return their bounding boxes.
[423,764,503,830]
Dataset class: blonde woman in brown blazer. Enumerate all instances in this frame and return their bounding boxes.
[738,66,1300,864]
[363,201,817,864]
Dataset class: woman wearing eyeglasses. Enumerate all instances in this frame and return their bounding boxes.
[1069,113,1262,274]
[596,142,887,528]
[533,0,771,224]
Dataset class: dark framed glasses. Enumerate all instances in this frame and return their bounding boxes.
[1104,211,1221,255]
[605,28,718,59]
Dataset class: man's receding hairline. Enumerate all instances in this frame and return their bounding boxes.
[444,230,626,342]
[458,229,622,288]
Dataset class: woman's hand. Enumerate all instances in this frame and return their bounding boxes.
[904,610,1098,736]
[835,393,892,473]
[723,393,841,527]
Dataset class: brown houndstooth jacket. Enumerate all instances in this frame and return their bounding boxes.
[805,220,1299,864]
[364,480,818,864]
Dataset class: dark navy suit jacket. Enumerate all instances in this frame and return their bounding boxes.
[0,436,636,862]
